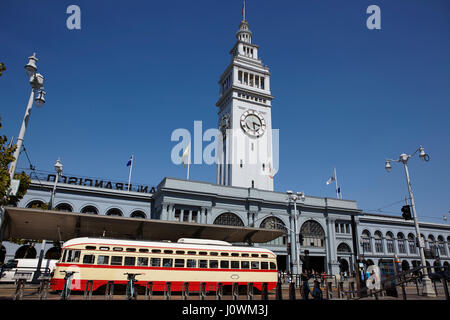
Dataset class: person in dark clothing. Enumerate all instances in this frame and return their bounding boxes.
[312,280,323,300]
[301,272,310,300]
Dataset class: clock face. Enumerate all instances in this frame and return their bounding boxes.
[240,110,266,137]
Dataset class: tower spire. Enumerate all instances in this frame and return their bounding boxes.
[242,1,246,21]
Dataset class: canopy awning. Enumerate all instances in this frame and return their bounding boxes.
[1,207,285,244]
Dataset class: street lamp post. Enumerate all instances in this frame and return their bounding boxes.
[8,53,46,182]
[286,191,305,276]
[49,159,63,210]
[385,145,435,296]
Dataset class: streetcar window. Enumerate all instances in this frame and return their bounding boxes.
[261,262,269,270]
[187,251,196,255]
[85,246,96,250]
[209,260,218,269]
[174,259,185,268]
[97,255,109,265]
[113,247,123,251]
[220,260,229,269]
[210,252,218,256]
[111,256,123,266]
[199,260,208,268]
[126,248,136,252]
[164,250,173,254]
[270,262,277,270]
[231,261,239,269]
[137,257,149,266]
[61,250,67,262]
[199,251,207,256]
[139,249,149,253]
[241,261,250,269]
[124,257,136,266]
[176,250,185,255]
[83,255,95,264]
[231,253,239,257]
[65,250,72,262]
[251,254,259,258]
[150,258,161,267]
[251,261,259,269]
[151,249,161,254]
[162,258,173,267]
[220,252,229,256]
[186,259,196,268]
[67,250,81,263]
[99,247,110,251]
[261,254,268,258]
[241,253,249,257]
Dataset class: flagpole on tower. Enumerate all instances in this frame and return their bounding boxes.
[334,167,340,199]
[127,155,133,191]
[243,1,246,20]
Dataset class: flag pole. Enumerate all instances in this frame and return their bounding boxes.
[187,148,190,180]
[127,155,133,191]
[334,167,341,199]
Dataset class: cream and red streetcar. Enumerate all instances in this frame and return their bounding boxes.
[50,237,278,292]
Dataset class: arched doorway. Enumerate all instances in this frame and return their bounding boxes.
[299,220,325,273]
[401,260,410,271]
[106,208,123,216]
[338,258,349,274]
[260,216,287,272]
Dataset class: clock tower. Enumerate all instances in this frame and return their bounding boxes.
[216,14,275,191]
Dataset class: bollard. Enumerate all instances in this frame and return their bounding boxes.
[247,282,254,300]
[13,279,25,301]
[200,282,207,300]
[38,279,50,300]
[232,283,239,300]
[182,282,189,300]
[442,278,449,301]
[276,281,283,300]
[164,282,172,300]
[216,282,223,300]
[84,280,94,300]
[261,283,268,300]
[145,282,153,300]
[105,281,114,300]
[289,282,296,300]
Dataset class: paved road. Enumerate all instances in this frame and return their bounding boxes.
[0,283,447,301]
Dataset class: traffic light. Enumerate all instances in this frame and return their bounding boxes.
[401,205,412,220]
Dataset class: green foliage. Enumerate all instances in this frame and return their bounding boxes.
[0,115,31,206]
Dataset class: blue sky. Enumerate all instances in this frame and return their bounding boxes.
[1,0,449,223]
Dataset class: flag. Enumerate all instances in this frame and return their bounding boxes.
[126,155,133,167]
[181,144,190,167]
[326,169,336,185]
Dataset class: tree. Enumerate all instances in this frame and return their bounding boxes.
[0,115,31,206]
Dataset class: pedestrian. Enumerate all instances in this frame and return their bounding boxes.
[301,272,310,300]
[311,280,323,300]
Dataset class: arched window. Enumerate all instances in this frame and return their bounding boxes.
[374,231,383,253]
[130,210,146,219]
[213,212,244,226]
[299,220,325,247]
[337,243,351,253]
[55,203,73,212]
[260,216,287,246]
[81,205,99,215]
[106,208,123,216]
[401,260,410,271]
[397,233,406,254]
[45,246,62,260]
[437,235,446,256]
[26,200,45,209]
[386,232,395,253]
[361,230,372,252]
[15,245,37,259]
[408,233,417,255]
